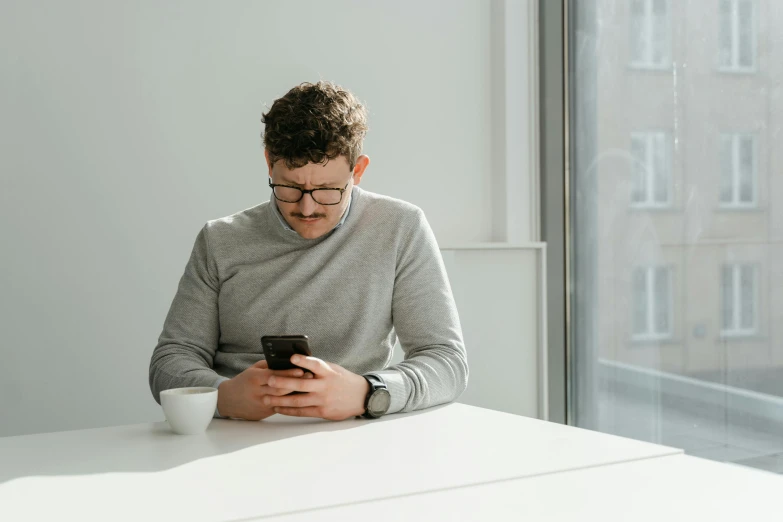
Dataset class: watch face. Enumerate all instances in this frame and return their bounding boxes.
[368,389,391,416]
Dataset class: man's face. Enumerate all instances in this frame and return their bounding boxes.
[266,151,370,239]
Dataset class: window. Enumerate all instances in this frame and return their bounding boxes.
[718,0,756,71]
[630,0,671,68]
[630,132,671,207]
[632,266,673,340]
[719,133,756,207]
[565,0,783,476]
[721,264,758,336]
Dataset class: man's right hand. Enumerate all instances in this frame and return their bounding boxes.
[217,359,313,420]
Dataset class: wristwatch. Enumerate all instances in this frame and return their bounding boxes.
[362,375,391,419]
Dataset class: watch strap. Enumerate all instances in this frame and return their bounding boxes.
[362,374,387,419]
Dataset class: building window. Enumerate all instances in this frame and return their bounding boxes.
[630,132,672,208]
[718,0,756,71]
[721,264,758,336]
[630,0,671,68]
[719,133,757,207]
[632,266,673,340]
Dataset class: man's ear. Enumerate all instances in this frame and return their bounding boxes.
[264,149,276,182]
[352,155,370,185]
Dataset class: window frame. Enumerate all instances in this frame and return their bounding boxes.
[719,132,758,209]
[720,263,759,337]
[629,0,673,70]
[717,0,757,73]
[629,131,673,209]
[631,265,675,342]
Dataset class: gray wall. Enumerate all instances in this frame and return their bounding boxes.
[0,0,542,437]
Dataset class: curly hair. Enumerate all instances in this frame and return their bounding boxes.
[261,81,369,170]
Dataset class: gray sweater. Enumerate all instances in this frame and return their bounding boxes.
[149,186,468,415]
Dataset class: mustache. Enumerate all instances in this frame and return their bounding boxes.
[290,212,326,219]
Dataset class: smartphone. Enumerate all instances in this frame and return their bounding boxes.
[260,335,312,372]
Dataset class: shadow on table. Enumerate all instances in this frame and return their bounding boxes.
[0,404,445,484]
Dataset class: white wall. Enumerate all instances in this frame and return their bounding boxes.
[0,0,541,437]
[442,247,547,418]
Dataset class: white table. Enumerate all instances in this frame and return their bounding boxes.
[258,453,783,522]
[0,403,680,521]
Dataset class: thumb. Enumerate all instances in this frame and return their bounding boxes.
[252,359,268,369]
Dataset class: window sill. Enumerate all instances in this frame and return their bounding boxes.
[715,204,764,213]
[627,62,673,73]
[630,336,679,346]
[715,66,757,75]
[628,204,679,213]
[717,332,766,342]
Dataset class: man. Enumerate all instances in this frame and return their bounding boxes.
[149,81,468,421]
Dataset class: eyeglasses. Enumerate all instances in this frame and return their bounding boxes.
[268,179,350,206]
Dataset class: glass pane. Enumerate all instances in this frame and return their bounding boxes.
[653,134,669,203]
[719,135,734,203]
[722,265,735,330]
[273,185,303,202]
[740,265,755,330]
[633,268,648,335]
[274,187,302,201]
[631,136,647,202]
[718,0,733,67]
[738,0,754,67]
[569,0,783,475]
[652,0,668,65]
[739,136,754,203]
[311,189,343,205]
[630,0,646,63]
[654,267,670,334]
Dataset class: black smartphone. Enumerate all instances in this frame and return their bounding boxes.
[260,335,312,372]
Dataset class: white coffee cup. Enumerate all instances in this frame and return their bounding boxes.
[160,387,218,435]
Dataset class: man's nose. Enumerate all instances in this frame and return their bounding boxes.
[299,192,318,215]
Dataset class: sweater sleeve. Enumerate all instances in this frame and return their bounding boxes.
[149,225,226,408]
[366,208,469,414]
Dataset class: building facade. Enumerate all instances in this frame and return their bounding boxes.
[593,0,782,397]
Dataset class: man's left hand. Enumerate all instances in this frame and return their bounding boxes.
[264,355,370,421]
